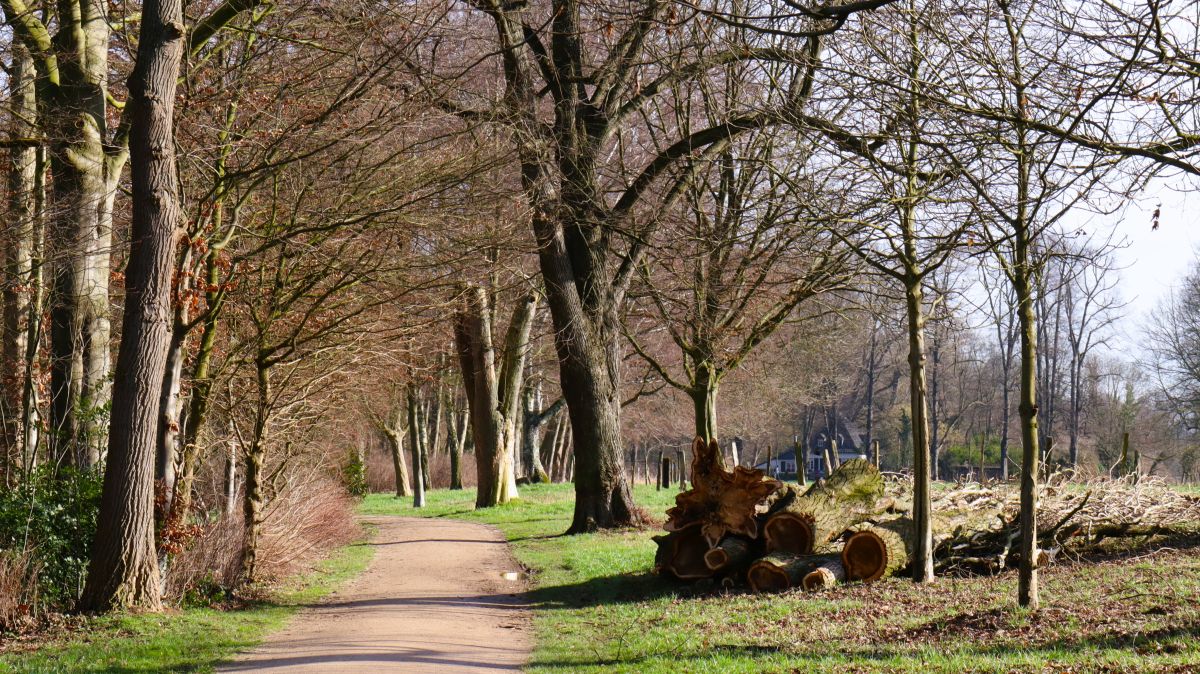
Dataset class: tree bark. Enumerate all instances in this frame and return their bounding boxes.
[78,0,185,609]
[240,364,270,584]
[691,363,720,446]
[407,385,426,508]
[904,274,934,583]
[454,288,533,507]
[449,407,466,490]
[521,383,562,484]
[384,420,411,498]
[1015,229,1041,609]
[2,44,39,483]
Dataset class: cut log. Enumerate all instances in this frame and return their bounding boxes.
[843,520,911,582]
[801,558,846,591]
[763,459,884,555]
[703,536,755,572]
[652,522,713,580]
[665,437,781,547]
[747,553,838,593]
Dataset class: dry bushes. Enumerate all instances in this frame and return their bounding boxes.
[0,550,39,631]
[365,446,477,493]
[166,476,358,600]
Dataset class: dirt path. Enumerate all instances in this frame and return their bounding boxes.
[219,516,531,673]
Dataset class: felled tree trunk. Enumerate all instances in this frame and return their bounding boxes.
[703,536,755,573]
[843,520,911,582]
[653,523,712,580]
[802,557,846,591]
[762,459,884,555]
[666,437,781,547]
[747,553,838,594]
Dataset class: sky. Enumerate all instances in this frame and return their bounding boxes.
[1106,177,1199,358]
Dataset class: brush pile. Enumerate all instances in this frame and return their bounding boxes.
[653,438,1200,593]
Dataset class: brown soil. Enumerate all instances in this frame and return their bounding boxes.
[219,516,531,673]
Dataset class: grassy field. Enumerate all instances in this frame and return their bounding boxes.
[0,531,374,674]
[364,483,1200,674]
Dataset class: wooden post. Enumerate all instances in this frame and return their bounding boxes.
[1120,431,1130,476]
[872,439,881,470]
[979,435,985,483]
[796,440,807,485]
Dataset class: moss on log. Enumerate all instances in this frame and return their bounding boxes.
[763,459,884,555]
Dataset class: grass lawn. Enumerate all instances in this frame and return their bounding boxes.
[363,483,1200,673]
[0,530,374,674]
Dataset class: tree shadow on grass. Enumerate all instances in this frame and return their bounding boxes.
[525,571,706,610]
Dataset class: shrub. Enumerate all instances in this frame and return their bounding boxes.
[166,475,357,601]
[0,467,102,609]
[342,449,369,497]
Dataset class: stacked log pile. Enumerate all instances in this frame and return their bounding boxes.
[654,438,905,593]
[653,438,1200,593]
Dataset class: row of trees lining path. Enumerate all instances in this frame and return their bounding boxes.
[2,0,1198,617]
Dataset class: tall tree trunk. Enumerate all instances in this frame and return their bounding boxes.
[78,0,184,609]
[1015,232,1040,610]
[449,407,466,490]
[407,386,426,508]
[19,146,47,476]
[3,45,39,483]
[904,275,934,584]
[242,366,270,584]
[454,289,533,507]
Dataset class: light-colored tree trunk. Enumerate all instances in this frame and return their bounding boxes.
[384,418,411,498]
[224,434,238,516]
[449,407,466,490]
[453,288,534,507]
[407,385,426,508]
[2,45,39,483]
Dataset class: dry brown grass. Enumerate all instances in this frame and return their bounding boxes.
[166,475,358,599]
[0,549,39,631]
[366,447,476,493]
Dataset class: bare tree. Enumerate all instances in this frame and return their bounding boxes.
[453,287,536,507]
